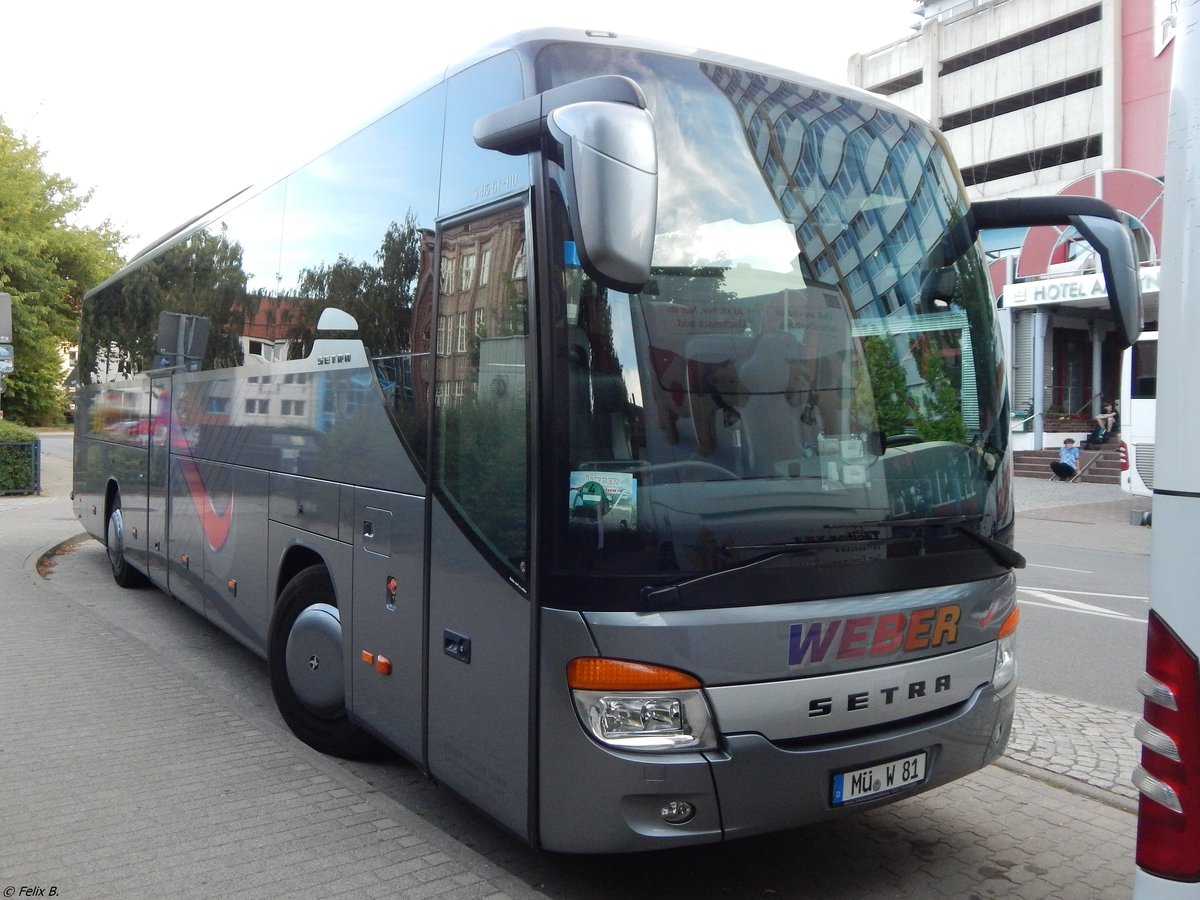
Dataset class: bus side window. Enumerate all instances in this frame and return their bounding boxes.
[277,84,445,469]
[439,51,528,218]
[78,184,286,382]
[433,207,531,578]
[1132,341,1158,399]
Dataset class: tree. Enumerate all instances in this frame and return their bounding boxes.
[77,224,252,382]
[854,335,911,436]
[0,119,125,424]
[291,213,423,359]
[913,344,966,443]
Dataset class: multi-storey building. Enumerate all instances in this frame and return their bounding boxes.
[850,0,1176,446]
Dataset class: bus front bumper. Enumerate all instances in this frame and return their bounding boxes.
[707,681,1013,842]
[537,680,1013,853]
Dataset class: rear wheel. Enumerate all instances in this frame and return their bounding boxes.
[105,494,148,588]
[268,564,377,759]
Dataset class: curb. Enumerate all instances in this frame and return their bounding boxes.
[994,755,1138,814]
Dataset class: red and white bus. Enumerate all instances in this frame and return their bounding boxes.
[1133,0,1200,892]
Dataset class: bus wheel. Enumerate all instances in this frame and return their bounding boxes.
[105,494,148,588]
[268,564,377,759]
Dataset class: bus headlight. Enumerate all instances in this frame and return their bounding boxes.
[567,658,718,752]
[992,607,1020,691]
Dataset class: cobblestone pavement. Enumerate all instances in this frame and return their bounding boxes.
[1007,689,1139,805]
[1,439,538,900]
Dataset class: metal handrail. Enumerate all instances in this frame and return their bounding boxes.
[1067,447,1110,483]
[1067,391,1104,419]
[1038,391,1104,421]
[1015,390,1114,435]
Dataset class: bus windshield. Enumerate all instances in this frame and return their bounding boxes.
[542,46,1010,589]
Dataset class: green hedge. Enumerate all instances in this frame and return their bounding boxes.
[0,420,39,493]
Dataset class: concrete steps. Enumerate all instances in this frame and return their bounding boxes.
[1013,445,1122,484]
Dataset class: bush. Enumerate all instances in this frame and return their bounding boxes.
[0,420,39,493]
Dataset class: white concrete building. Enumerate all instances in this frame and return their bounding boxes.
[848,0,1175,448]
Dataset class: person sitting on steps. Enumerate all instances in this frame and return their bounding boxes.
[1050,438,1081,480]
[1093,401,1118,443]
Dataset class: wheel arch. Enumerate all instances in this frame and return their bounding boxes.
[275,544,329,604]
[103,479,121,545]
[266,543,376,758]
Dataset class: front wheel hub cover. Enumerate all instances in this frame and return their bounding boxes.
[285,603,344,718]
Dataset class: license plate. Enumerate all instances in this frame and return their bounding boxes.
[832,752,927,805]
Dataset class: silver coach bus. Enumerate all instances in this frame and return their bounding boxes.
[73,29,1140,852]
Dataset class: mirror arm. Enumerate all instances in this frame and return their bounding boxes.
[473,75,648,155]
[971,196,1142,347]
[971,196,1124,230]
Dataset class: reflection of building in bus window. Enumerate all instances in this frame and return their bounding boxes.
[434,206,530,577]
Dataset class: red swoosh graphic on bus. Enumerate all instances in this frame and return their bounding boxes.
[178,456,235,551]
[158,391,234,552]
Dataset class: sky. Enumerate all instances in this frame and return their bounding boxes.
[5,1,920,258]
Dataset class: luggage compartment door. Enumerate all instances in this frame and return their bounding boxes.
[350,489,426,763]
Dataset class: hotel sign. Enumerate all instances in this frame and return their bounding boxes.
[1003,266,1159,309]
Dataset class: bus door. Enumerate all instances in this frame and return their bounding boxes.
[110,382,154,579]
[1121,332,1158,496]
[424,205,534,839]
[146,375,172,585]
[350,488,426,763]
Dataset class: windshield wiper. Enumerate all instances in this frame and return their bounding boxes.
[951,525,1026,569]
[642,516,1024,608]
[640,518,1023,610]
[722,531,888,568]
[882,513,1026,569]
[736,514,1025,570]
[725,540,852,555]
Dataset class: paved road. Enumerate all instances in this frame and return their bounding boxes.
[1013,474,1152,712]
[0,438,1148,897]
[1007,476,1151,802]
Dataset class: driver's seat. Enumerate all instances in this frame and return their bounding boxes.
[739,331,803,476]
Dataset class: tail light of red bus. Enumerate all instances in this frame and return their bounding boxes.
[1133,611,1200,881]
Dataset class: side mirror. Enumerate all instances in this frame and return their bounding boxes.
[920,266,958,311]
[474,75,659,294]
[546,101,657,293]
[972,196,1143,347]
[1069,214,1141,348]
